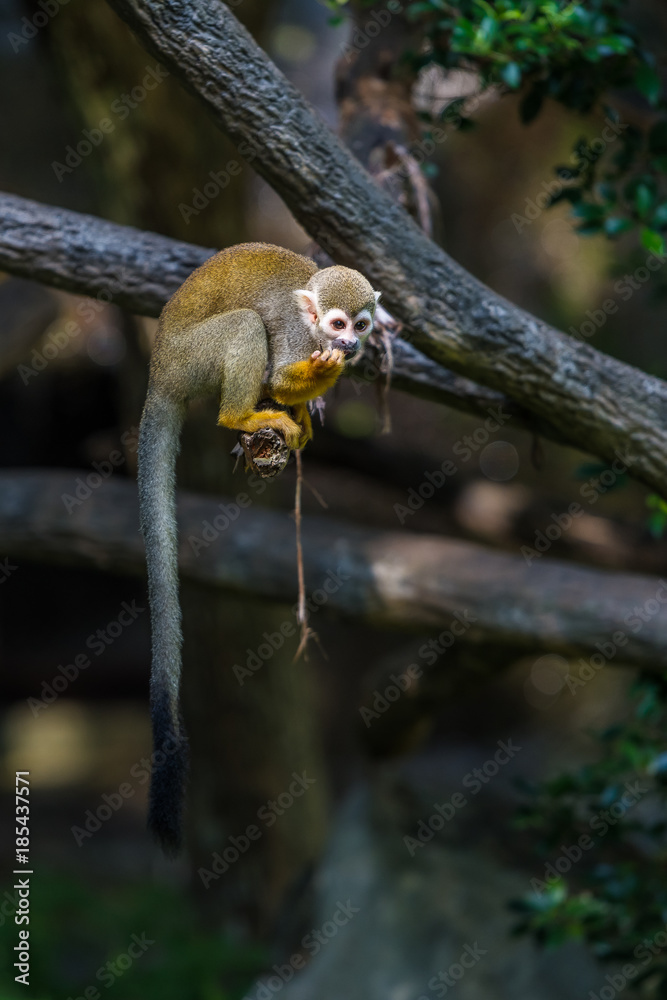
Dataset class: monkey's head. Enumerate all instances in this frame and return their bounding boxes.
[295,266,381,359]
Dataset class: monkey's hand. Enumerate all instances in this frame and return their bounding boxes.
[270,349,346,414]
[309,348,346,374]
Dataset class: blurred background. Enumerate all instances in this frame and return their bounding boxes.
[1,1,667,998]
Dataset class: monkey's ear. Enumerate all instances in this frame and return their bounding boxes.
[294,289,319,324]
[374,290,382,304]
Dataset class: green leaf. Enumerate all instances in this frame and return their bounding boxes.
[572,202,604,222]
[471,0,496,18]
[647,752,667,776]
[475,15,498,48]
[636,63,662,107]
[596,35,633,56]
[604,216,632,237]
[647,493,667,513]
[635,183,654,219]
[501,61,522,89]
[653,203,667,229]
[596,182,616,203]
[640,228,664,254]
[451,16,475,42]
[648,510,667,539]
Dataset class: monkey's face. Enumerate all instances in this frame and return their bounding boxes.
[295,291,377,360]
[320,307,373,359]
[295,267,381,361]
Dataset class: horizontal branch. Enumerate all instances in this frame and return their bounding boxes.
[0,191,213,312]
[2,469,666,670]
[101,0,667,497]
[0,192,586,447]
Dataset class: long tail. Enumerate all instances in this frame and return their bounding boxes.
[138,388,189,856]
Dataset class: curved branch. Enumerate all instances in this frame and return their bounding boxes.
[97,0,667,497]
[2,469,666,670]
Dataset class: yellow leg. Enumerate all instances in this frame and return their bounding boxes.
[292,402,313,449]
[217,407,302,449]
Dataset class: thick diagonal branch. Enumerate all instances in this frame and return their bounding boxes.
[2,469,666,670]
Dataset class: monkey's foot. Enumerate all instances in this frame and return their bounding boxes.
[219,408,302,450]
[292,402,313,450]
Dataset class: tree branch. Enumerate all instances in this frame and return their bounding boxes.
[96,0,667,498]
[0,191,558,442]
[2,469,666,670]
[0,191,213,312]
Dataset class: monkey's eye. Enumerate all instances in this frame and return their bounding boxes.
[331,319,346,331]
[355,321,368,332]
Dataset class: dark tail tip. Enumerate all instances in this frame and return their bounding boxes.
[148,691,189,857]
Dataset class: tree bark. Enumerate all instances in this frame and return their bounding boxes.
[2,468,666,670]
[0,191,633,455]
[93,0,667,499]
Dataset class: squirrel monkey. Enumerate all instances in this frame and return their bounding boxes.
[138,242,380,854]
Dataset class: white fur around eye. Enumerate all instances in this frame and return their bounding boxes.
[321,308,350,337]
[322,308,349,325]
[352,309,372,333]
